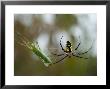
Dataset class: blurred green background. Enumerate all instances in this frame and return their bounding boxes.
[14,14,97,76]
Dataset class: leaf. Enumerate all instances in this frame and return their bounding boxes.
[16,32,52,67]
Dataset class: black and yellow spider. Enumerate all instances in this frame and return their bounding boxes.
[52,36,93,64]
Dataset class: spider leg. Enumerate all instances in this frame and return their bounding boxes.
[72,53,88,59]
[60,36,66,52]
[77,49,90,55]
[75,42,81,50]
[77,42,93,55]
[53,55,68,64]
[75,36,81,50]
[51,53,65,56]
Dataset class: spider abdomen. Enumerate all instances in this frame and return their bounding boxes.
[65,41,72,53]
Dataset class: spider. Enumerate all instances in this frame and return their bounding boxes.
[52,36,93,64]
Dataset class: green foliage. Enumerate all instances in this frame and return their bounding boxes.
[16,33,52,67]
